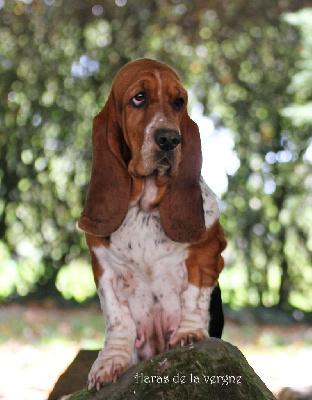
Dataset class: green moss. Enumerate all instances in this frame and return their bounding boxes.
[63,388,93,400]
[64,340,276,400]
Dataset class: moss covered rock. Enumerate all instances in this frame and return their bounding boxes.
[62,338,276,400]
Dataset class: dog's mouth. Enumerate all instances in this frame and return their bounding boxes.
[156,150,175,171]
[156,156,172,176]
[130,148,180,183]
[152,152,179,185]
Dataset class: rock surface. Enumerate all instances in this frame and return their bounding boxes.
[52,338,276,400]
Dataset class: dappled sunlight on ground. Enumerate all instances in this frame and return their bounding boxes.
[0,340,77,400]
[0,304,311,399]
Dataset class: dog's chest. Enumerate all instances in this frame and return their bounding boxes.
[104,176,219,272]
[108,206,188,271]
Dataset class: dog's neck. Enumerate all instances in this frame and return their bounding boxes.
[139,175,159,211]
[129,173,168,212]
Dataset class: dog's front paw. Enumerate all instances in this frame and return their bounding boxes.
[168,328,208,349]
[88,352,130,390]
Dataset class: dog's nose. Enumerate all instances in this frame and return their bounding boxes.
[154,129,181,151]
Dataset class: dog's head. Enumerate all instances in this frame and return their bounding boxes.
[79,59,207,243]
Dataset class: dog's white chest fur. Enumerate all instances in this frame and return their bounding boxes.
[110,207,187,270]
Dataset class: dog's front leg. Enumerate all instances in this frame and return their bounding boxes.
[168,284,213,348]
[88,249,137,389]
[169,218,226,348]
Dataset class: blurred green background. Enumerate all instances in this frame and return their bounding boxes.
[1,0,312,314]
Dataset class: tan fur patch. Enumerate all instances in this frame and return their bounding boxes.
[186,220,227,287]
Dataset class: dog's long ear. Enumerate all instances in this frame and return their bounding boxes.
[78,93,131,236]
[159,114,207,243]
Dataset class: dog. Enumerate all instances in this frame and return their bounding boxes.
[78,58,227,389]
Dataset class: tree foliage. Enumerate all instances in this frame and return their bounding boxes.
[0,0,311,311]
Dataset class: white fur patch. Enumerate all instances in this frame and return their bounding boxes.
[200,176,220,228]
[141,113,165,171]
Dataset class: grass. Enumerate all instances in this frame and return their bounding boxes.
[0,302,105,348]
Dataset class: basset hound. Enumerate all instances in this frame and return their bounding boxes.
[78,58,227,390]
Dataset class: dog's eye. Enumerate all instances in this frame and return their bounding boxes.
[173,97,184,112]
[130,92,147,108]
